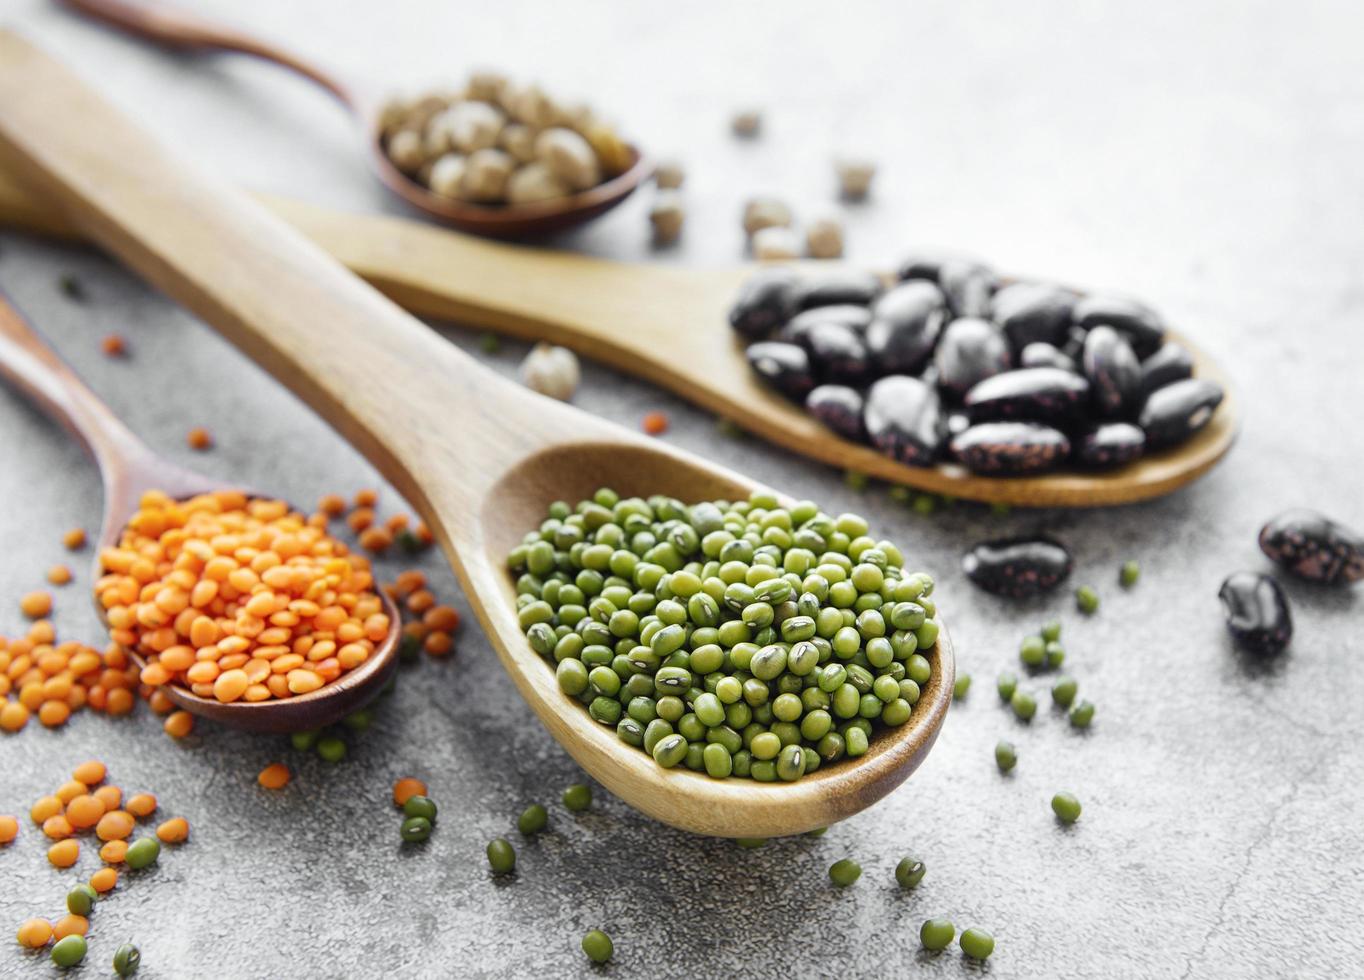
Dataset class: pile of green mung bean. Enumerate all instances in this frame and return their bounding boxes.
[507,489,940,780]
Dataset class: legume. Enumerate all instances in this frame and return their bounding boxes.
[403,796,438,822]
[996,672,1017,701]
[562,783,592,811]
[98,490,388,704]
[393,777,427,806]
[124,837,160,870]
[952,674,971,700]
[1051,676,1078,708]
[919,918,956,951]
[1075,585,1100,614]
[507,490,938,780]
[17,918,53,948]
[257,763,290,790]
[66,883,97,916]
[1120,560,1140,587]
[1069,699,1095,728]
[1010,689,1037,721]
[894,857,926,889]
[1052,791,1082,823]
[317,736,346,763]
[995,740,1017,773]
[51,934,87,968]
[487,837,516,875]
[113,942,141,976]
[400,816,432,842]
[960,927,995,960]
[0,814,16,843]
[581,928,614,964]
[518,804,548,835]
[829,858,862,887]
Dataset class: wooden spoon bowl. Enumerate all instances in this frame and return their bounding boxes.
[56,0,652,239]
[0,292,400,735]
[0,32,952,837]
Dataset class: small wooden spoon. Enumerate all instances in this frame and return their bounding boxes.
[0,291,400,735]
[0,166,1240,508]
[56,0,652,239]
[0,32,953,838]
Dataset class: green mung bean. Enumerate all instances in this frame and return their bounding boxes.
[562,784,592,811]
[1120,560,1140,587]
[1051,676,1078,708]
[1052,791,1082,823]
[508,490,939,781]
[518,804,548,835]
[66,884,97,916]
[953,674,971,700]
[113,943,141,976]
[894,857,926,889]
[1069,699,1096,728]
[960,928,995,960]
[487,838,516,874]
[1010,689,1037,721]
[581,929,614,963]
[51,935,87,968]
[995,740,1018,773]
[1076,585,1100,614]
[919,918,955,951]
[829,858,862,886]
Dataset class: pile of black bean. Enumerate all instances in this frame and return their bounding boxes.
[729,255,1226,476]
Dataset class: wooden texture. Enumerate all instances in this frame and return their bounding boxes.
[55,0,652,239]
[0,290,400,734]
[0,163,1238,507]
[0,32,953,838]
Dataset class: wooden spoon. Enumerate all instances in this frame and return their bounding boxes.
[55,0,652,239]
[0,31,953,838]
[0,291,401,735]
[0,164,1239,508]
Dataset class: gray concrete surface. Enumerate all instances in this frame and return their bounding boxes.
[2,1,1362,977]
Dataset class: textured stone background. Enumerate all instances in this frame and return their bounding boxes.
[2,1,1362,977]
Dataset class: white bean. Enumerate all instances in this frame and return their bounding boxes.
[507,162,570,204]
[463,149,515,202]
[520,343,580,401]
[535,127,601,191]
[742,196,793,237]
[835,158,877,200]
[649,191,685,244]
[806,214,845,259]
[752,226,801,261]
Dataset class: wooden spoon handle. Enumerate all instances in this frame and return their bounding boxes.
[57,0,359,107]
[0,31,579,536]
[0,288,154,478]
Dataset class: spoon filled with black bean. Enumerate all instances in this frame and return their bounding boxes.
[732,255,1234,502]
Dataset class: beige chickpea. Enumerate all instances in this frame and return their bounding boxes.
[731,108,762,137]
[386,129,426,174]
[378,97,413,136]
[585,123,633,178]
[428,154,469,199]
[505,84,559,128]
[520,343,580,401]
[535,127,601,192]
[462,148,515,202]
[655,160,685,190]
[649,191,685,245]
[506,162,570,204]
[422,110,455,158]
[805,213,845,259]
[742,196,793,237]
[752,226,801,261]
[448,101,504,154]
[499,124,538,164]
[835,158,877,200]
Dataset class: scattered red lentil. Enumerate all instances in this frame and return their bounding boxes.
[65,794,106,830]
[89,867,118,893]
[47,565,73,586]
[93,785,122,810]
[48,838,79,867]
[318,493,346,517]
[95,810,134,841]
[63,528,87,550]
[16,918,52,948]
[393,777,427,806]
[354,489,378,509]
[393,571,426,597]
[423,606,460,632]
[359,526,393,553]
[385,513,410,534]
[52,914,87,938]
[99,839,128,863]
[125,794,157,819]
[642,410,670,435]
[258,763,290,790]
[163,711,194,739]
[424,631,453,656]
[156,817,189,843]
[100,333,127,357]
[0,814,17,844]
[186,426,214,450]
[407,589,435,614]
[347,507,375,533]
[20,590,53,619]
[414,522,435,546]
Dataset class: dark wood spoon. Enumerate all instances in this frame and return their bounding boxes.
[0,291,400,734]
[57,0,652,239]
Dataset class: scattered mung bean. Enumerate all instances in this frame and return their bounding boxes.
[518,804,548,835]
[113,943,141,976]
[1120,560,1140,587]
[959,928,995,960]
[995,740,1017,773]
[919,918,955,951]
[829,858,862,886]
[1052,791,1082,823]
[894,857,926,889]
[1069,699,1095,728]
[487,838,516,874]
[581,929,614,963]
[1076,585,1100,614]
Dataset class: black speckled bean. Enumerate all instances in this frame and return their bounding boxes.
[964,367,1091,424]
[1076,422,1145,468]
[791,270,883,312]
[1139,342,1194,396]
[962,537,1073,598]
[1258,510,1364,585]
[1020,342,1077,372]
[779,305,873,345]
[729,268,797,338]
[805,385,866,441]
[1082,325,1141,417]
[746,341,814,399]
[802,321,869,385]
[1219,571,1293,655]
[990,283,1076,352]
[1074,294,1166,357]
[934,318,1013,398]
[863,375,942,466]
[864,281,948,375]
[936,260,997,318]
[1138,378,1223,448]
[950,422,1071,475]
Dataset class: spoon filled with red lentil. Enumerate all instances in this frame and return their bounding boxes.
[0,293,401,734]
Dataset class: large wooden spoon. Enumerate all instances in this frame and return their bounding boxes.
[55,0,651,239]
[0,32,953,838]
[0,290,401,734]
[0,169,1240,509]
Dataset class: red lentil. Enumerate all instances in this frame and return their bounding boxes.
[186,426,214,450]
[642,410,670,435]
